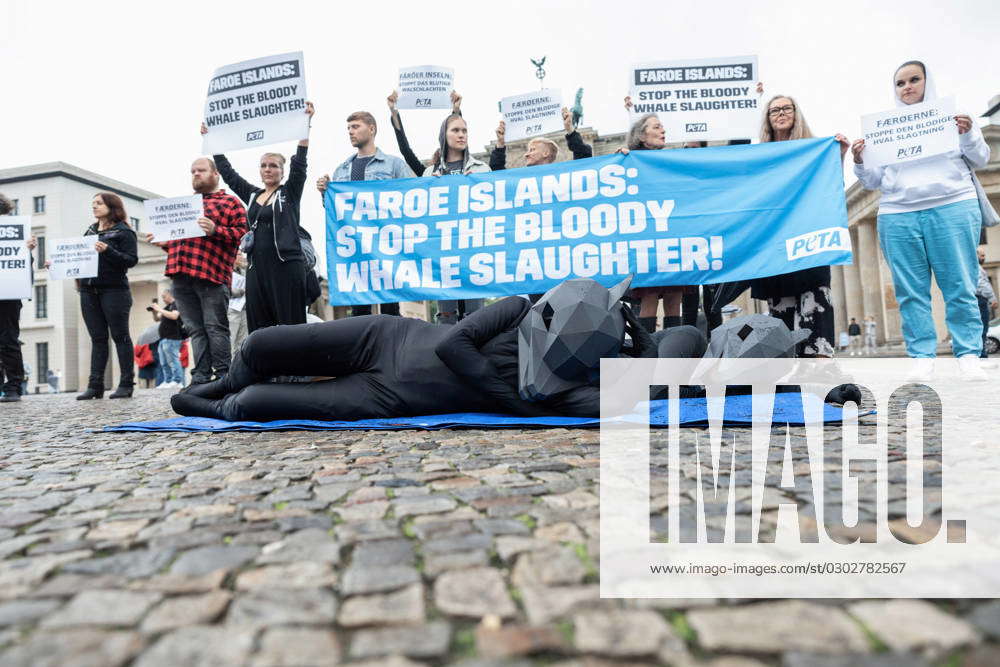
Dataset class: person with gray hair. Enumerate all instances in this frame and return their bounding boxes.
[0,193,37,403]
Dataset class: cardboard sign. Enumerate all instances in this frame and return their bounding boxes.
[0,217,32,300]
[398,65,454,109]
[202,51,309,154]
[500,89,563,141]
[861,97,959,168]
[144,196,205,243]
[48,236,98,280]
[628,56,760,142]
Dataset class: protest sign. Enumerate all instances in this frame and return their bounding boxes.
[324,137,851,306]
[0,217,32,300]
[202,51,309,154]
[861,97,958,168]
[500,89,564,141]
[628,56,759,142]
[397,65,454,109]
[144,195,205,243]
[48,236,98,280]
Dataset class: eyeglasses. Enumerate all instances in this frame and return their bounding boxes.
[768,105,795,117]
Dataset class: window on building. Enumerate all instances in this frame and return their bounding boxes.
[36,343,49,385]
[11,199,19,215]
[130,217,140,234]
[36,236,45,269]
[33,196,46,214]
[35,285,47,319]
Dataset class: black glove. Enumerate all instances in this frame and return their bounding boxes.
[621,302,657,358]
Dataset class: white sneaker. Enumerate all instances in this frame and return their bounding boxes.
[959,355,988,382]
[904,358,935,383]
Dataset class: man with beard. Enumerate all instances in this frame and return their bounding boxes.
[146,158,247,383]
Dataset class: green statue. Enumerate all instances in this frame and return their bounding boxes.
[572,88,584,127]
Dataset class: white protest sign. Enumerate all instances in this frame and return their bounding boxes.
[397,65,454,109]
[48,236,98,280]
[861,97,959,168]
[230,271,246,311]
[144,195,206,243]
[628,56,759,142]
[0,217,32,300]
[202,51,309,154]
[500,89,564,142]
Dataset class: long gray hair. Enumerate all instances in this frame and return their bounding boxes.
[627,113,660,150]
[760,95,813,143]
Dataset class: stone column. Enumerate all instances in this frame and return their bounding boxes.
[855,218,885,342]
[843,226,864,328]
[830,264,848,339]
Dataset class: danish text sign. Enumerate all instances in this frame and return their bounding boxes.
[861,97,958,168]
[48,237,98,280]
[144,196,205,243]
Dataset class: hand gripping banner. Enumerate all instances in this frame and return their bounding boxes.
[324,137,851,305]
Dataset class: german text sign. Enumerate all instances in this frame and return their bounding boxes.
[49,236,98,280]
[861,97,958,168]
[144,196,205,243]
[629,56,759,142]
[202,51,309,154]
[398,66,454,109]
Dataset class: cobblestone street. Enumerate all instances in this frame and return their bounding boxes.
[1,390,998,666]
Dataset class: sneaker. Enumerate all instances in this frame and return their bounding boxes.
[0,392,21,403]
[959,355,988,382]
[904,358,935,383]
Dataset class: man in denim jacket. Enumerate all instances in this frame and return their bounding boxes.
[317,111,413,316]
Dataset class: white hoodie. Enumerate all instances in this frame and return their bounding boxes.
[853,63,990,215]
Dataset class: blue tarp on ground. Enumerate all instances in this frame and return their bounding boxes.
[105,394,862,432]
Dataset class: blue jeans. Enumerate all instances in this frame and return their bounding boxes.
[158,338,184,385]
[877,199,983,358]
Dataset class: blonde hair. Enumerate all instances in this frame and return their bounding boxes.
[760,95,813,143]
[260,152,286,168]
[527,138,559,164]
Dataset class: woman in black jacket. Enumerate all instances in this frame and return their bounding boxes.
[201,102,314,333]
[75,192,138,399]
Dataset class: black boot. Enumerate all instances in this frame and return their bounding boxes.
[171,393,226,420]
[662,316,683,329]
[639,316,657,333]
[183,341,260,399]
[76,387,104,400]
[108,385,133,399]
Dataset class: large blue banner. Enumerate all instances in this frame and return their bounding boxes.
[324,137,851,305]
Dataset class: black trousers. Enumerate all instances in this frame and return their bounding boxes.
[978,295,991,359]
[245,261,307,333]
[682,285,722,338]
[352,303,399,316]
[0,300,24,394]
[80,288,134,389]
[172,274,230,383]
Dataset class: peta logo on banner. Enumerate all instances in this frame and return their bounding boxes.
[246,130,264,142]
[785,226,850,261]
[685,123,708,133]
[0,225,25,240]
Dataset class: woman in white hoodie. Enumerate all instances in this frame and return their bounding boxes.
[852,61,991,379]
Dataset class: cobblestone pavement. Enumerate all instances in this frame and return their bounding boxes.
[1,390,998,666]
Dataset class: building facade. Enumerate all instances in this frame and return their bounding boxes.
[0,163,167,393]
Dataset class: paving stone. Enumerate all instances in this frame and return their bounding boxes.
[0,535,45,559]
[338,583,425,627]
[134,626,255,666]
[573,609,670,656]
[335,500,390,521]
[393,495,458,517]
[227,587,338,628]
[252,627,342,666]
[169,545,259,576]
[781,653,927,667]
[350,656,429,667]
[341,565,420,595]
[40,590,163,628]
[127,569,227,594]
[0,597,63,626]
[423,549,490,577]
[141,591,232,633]
[236,562,338,590]
[849,600,980,652]
[476,624,570,658]
[350,620,451,659]
[434,568,517,619]
[257,530,341,565]
[423,533,493,555]
[64,548,176,578]
[688,601,871,654]
[0,629,145,667]
[494,536,550,562]
[520,585,603,625]
[168,503,237,521]
[351,538,415,567]
[0,512,45,528]
[960,645,1000,667]
[0,550,93,599]
[61,491,124,513]
[512,546,587,587]
[535,522,585,543]
[968,600,1000,640]
[473,518,532,536]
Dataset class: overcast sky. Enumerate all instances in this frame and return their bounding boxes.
[3,0,997,265]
